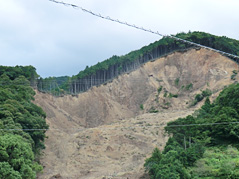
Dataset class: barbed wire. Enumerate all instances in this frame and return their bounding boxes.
[49,0,239,59]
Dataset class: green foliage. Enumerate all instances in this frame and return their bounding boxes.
[0,134,40,179]
[190,146,239,178]
[157,86,163,94]
[165,102,171,107]
[195,94,204,102]
[41,31,239,94]
[145,83,239,178]
[185,83,193,90]
[168,84,239,145]
[144,148,162,176]
[201,88,212,97]
[176,31,239,56]
[231,70,238,80]
[169,93,178,98]
[0,162,22,179]
[163,91,168,97]
[192,89,212,106]
[144,147,191,179]
[149,107,159,113]
[140,104,144,110]
[174,78,180,86]
[155,87,163,103]
[77,31,239,81]
[0,69,47,178]
[0,65,38,84]
[37,76,70,95]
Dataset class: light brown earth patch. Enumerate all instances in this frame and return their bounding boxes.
[35,48,239,178]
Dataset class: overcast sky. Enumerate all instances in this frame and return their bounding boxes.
[0,0,238,78]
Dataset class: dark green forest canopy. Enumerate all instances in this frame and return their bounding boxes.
[144,83,239,179]
[38,31,239,94]
[73,31,239,80]
[0,65,38,82]
[0,69,48,178]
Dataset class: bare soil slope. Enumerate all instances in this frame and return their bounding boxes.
[35,48,238,178]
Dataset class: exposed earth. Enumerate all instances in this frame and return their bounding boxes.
[35,48,238,178]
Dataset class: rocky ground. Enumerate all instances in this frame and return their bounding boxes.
[35,48,238,178]
[36,95,195,179]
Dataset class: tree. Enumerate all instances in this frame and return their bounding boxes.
[0,162,21,179]
[145,83,239,178]
[144,148,162,176]
[190,147,239,178]
[0,67,47,178]
[0,134,42,178]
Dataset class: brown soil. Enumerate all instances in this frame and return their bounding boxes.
[35,48,239,179]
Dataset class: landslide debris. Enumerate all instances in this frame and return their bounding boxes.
[35,48,239,178]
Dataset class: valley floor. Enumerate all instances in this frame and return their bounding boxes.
[35,92,195,179]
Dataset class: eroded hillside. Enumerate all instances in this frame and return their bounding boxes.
[35,48,238,178]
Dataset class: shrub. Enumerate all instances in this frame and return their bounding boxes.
[186,83,193,90]
[140,104,144,110]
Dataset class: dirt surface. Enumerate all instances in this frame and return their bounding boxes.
[35,48,239,179]
[36,99,194,178]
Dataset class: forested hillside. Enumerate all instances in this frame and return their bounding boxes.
[144,83,239,178]
[37,31,239,95]
[0,65,39,86]
[0,66,48,178]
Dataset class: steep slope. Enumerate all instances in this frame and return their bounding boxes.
[35,48,238,178]
[37,48,237,128]
[38,32,239,94]
[36,96,194,178]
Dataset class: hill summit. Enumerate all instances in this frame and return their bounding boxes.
[38,31,239,95]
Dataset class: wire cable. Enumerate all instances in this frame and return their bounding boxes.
[49,0,239,59]
[2,1,239,131]
[0,128,48,131]
[2,121,239,131]
[165,121,239,128]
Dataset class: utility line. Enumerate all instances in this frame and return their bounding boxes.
[165,121,239,128]
[2,0,239,131]
[0,128,48,131]
[49,0,239,59]
[2,121,239,131]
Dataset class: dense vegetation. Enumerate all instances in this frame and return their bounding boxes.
[37,76,69,95]
[177,32,239,56]
[0,65,39,86]
[72,31,239,82]
[37,31,239,95]
[144,83,239,178]
[0,66,48,178]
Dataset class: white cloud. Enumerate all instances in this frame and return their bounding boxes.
[0,0,238,77]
